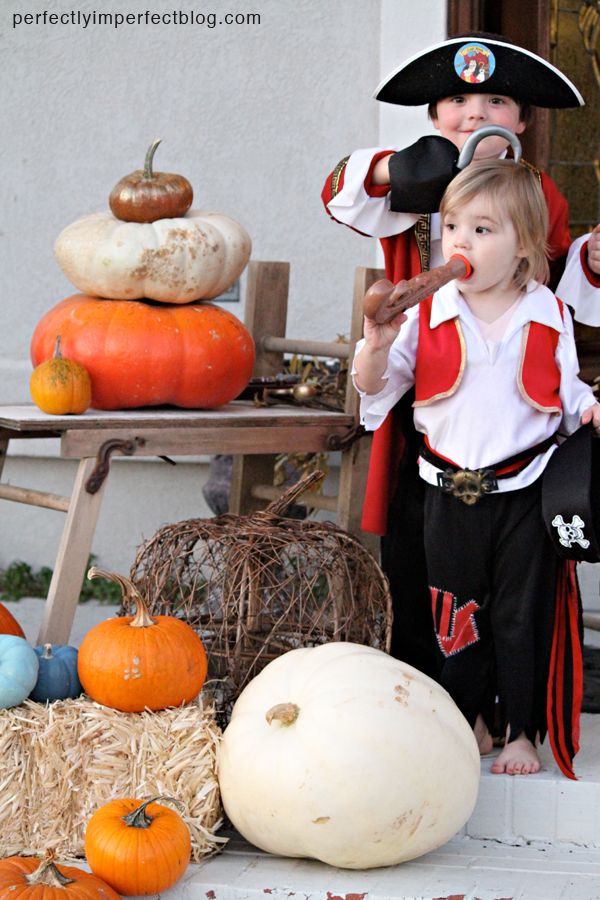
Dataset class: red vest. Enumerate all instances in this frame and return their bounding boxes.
[414,295,564,412]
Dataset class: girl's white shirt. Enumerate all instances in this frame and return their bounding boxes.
[326,147,600,325]
[352,280,596,492]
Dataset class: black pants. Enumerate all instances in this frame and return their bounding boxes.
[423,477,557,743]
[382,467,443,679]
[381,394,442,680]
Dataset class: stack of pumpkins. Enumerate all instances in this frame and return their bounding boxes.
[30,140,255,413]
[0,567,211,894]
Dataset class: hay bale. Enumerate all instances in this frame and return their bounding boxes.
[0,696,225,861]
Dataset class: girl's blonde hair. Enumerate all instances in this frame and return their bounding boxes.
[439,158,549,290]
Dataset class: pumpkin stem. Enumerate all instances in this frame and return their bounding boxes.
[260,470,325,520]
[42,643,53,660]
[143,139,162,180]
[25,850,75,888]
[265,702,300,726]
[54,335,63,360]
[87,566,156,627]
[122,795,183,829]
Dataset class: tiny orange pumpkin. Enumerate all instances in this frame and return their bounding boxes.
[84,796,191,896]
[0,849,121,900]
[30,335,92,415]
[77,567,208,712]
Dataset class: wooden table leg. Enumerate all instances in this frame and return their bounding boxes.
[0,437,8,480]
[37,457,108,645]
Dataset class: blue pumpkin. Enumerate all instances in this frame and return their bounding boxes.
[0,635,39,708]
[30,643,83,702]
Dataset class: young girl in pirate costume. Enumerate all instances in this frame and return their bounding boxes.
[322,33,600,685]
[353,159,600,776]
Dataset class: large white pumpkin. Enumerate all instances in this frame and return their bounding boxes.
[54,210,251,303]
[218,642,479,869]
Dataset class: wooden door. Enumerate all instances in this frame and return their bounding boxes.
[447,0,600,383]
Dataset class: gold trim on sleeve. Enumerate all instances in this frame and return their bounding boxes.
[330,156,350,198]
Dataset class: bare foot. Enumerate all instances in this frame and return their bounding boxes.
[474,714,493,756]
[490,733,540,775]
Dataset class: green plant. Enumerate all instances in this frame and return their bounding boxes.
[0,557,121,604]
[0,561,52,601]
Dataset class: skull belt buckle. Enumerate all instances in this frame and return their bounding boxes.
[437,467,498,505]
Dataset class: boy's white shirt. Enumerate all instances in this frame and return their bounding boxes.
[327,146,600,325]
[352,280,596,492]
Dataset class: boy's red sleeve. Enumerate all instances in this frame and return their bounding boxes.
[321,150,394,218]
[542,172,600,288]
[541,172,572,290]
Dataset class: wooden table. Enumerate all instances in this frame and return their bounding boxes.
[0,403,356,644]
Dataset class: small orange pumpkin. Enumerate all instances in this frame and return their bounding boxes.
[0,603,25,638]
[77,567,208,712]
[0,849,121,900]
[84,796,191,896]
[109,139,193,223]
[30,335,92,415]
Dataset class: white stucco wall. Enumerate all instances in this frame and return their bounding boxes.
[1,0,445,573]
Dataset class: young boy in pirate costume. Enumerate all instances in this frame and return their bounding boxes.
[353,158,600,776]
[322,34,600,682]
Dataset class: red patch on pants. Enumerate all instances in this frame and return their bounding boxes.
[430,586,480,657]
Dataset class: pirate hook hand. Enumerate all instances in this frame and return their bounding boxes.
[388,136,459,214]
[587,224,600,276]
[581,401,600,435]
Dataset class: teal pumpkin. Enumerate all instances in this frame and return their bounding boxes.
[0,635,39,708]
[30,643,83,702]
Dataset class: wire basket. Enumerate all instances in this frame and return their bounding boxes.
[128,471,392,715]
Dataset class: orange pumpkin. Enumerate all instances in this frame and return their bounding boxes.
[77,567,208,712]
[0,849,121,900]
[109,139,193,223]
[84,796,191,896]
[0,603,25,638]
[30,295,255,410]
[30,335,92,415]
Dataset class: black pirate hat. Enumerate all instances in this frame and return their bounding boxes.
[542,425,600,563]
[375,35,584,108]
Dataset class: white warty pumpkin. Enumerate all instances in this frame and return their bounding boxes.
[218,641,480,869]
[54,210,251,303]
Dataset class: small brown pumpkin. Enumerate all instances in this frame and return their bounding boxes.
[84,796,191,895]
[109,139,193,223]
[30,335,92,415]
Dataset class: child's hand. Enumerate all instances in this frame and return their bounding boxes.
[588,224,600,275]
[362,312,407,350]
[581,402,600,435]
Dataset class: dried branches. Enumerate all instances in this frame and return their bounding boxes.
[129,472,393,715]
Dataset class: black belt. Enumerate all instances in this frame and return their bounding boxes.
[420,435,556,505]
